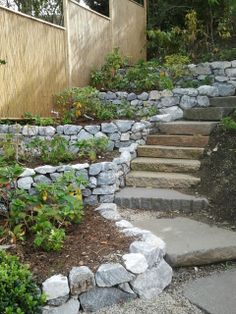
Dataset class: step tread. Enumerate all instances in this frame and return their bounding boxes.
[127,171,200,180]
[132,157,201,166]
[159,121,218,135]
[147,134,209,148]
[184,107,234,121]
[210,96,236,107]
[139,145,204,151]
[115,187,205,200]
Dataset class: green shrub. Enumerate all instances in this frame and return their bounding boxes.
[24,112,55,126]
[1,171,86,251]
[222,113,236,132]
[76,137,109,161]
[28,136,75,165]
[0,251,45,314]
[164,54,191,80]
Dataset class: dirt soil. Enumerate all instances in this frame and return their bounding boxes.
[8,206,134,284]
[197,125,236,224]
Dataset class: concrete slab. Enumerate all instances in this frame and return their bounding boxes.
[184,270,236,314]
[131,217,236,266]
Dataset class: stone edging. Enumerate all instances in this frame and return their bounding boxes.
[42,203,173,313]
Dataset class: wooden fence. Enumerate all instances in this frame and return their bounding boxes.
[0,0,146,117]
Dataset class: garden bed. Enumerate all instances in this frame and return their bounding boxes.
[8,206,133,284]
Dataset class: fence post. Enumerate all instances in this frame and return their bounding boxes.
[63,0,72,87]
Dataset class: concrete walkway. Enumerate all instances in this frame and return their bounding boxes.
[184,270,236,314]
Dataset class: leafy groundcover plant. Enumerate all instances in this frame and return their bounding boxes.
[0,251,45,314]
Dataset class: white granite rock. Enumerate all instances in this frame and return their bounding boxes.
[122,253,148,274]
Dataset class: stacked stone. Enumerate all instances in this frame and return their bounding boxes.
[16,144,138,205]
[42,203,172,313]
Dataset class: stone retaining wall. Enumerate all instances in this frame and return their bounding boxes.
[42,203,173,313]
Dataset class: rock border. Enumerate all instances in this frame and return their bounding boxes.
[42,203,173,313]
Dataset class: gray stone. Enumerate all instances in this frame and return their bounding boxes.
[79,287,136,312]
[127,93,137,101]
[98,92,107,100]
[78,130,94,141]
[213,83,235,96]
[180,95,198,109]
[83,195,98,205]
[131,122,146,133]
[38,126,56,137]
[173,88,198,97]
[138,92,149,101]
[118,283,136,296]
[184,270,236,314]
[116,91,128,99]
[95,132,107,139]
[84,125,101,134]
[76,169,89,181]
[122,253,148,274]
[82,188,92,197]
[95,263,135,287]
[19,168,36,177]
[130,259,172,299]
[160,96,179,107]
[198,85,219,97]
[232,60,236,67]
[189,63,211,75]
[120,133,130,141]
[106,91,117,100]
[35,165,56,174]
[197,95,210,107]
[22,125,39,136]
[89,163,102,176]
[63,125,82,135]
[129,241,161,268]
[161,90,173,97]
[95,203,121,221]
[115,120,134,132]
[112,99,122,105]
[71,163,89,171]
[131,99,141,106]
[8,124,22,133]
[42,274,70,303]
[121,227,150,237]
[88,177,97,188]
[149,114,172,123]
[97,171,116,185]
[34,175,52,184]
[159,106,183,120]
[99,194,115,203]
[109,132,121,141]
[101,123,118,134]
[0,125,9,133]
[17,177,34,190]
[50,173,63,182]
[42,298,80,314]
[215,76,228,82]
[69,266,95,295]
[149,90,161,100]
[211,61,231,69]
[141,217,236,267]
[116,220,133,229]
[141,234,166,255]
[56,125,64,134]
[93,185,116,195]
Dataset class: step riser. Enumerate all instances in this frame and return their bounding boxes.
[138,147,203,160]
[126,176,200,189]
[147,136,209,148]
[131,162,200,173]
[115,197,208,211]
[184,108,233,121]
[159,123,217,135]
[210,97,236,107]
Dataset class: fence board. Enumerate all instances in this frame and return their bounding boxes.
[0,6,68,117]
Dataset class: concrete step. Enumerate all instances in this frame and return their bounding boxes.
[184,107,234,121]
[126,171,200,189]
[131,157,201,173]
[147,134,209,148]
[138,145,204,160]
[115,187,208,211]
[159,121,218,135]
[210,96,236,107]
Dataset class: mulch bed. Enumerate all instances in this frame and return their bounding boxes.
[8,206,134,284]
[197,125,236,225]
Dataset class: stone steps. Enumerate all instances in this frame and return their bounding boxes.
[184,107,234,121]
[115,187,208,211]
[147,134,209,147]
[126,171,200,189]
[158,121,218,135]
[131,157,201,173]
[138,145,204,160]
[210,96,236,107]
